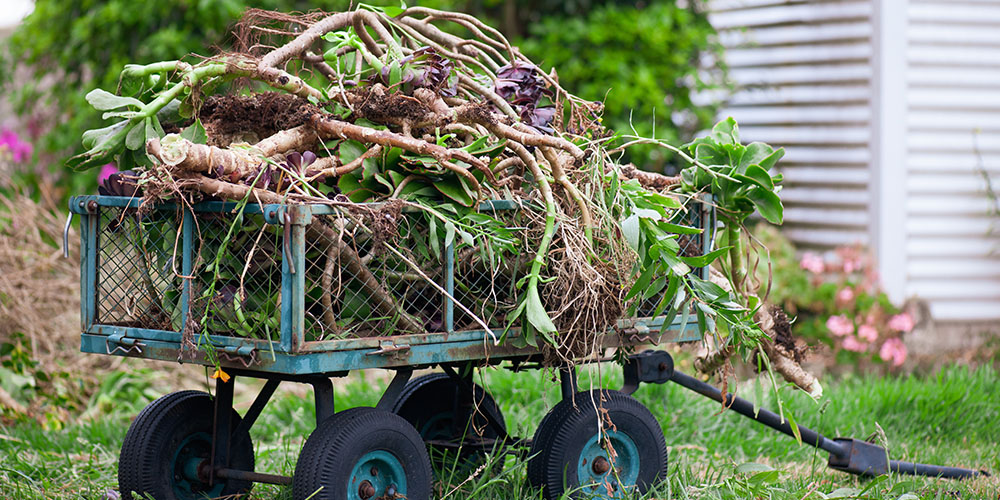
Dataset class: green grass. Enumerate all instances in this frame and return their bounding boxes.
[1,362,998,499]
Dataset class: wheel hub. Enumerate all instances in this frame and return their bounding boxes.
[348,450,407,500]
[576,430,641,499]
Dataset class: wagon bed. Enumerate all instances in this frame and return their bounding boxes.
[70,194,715,374]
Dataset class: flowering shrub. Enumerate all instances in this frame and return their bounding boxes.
[0,128,34,187]
[753,225,911,368]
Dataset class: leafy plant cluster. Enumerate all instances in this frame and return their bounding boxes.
[64,4,777,369]
[1,0,724,201]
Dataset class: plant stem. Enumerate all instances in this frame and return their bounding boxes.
[726,220,745,297]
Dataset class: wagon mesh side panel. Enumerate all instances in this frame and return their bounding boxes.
[189,211,281,341]
[95,207,181,330]
[452,210,522,331]
[635,201,708,318]
[301,211,444,341]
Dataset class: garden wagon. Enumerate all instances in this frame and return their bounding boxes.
[68,193,983,500]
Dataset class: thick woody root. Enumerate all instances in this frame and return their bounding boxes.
[164,170,427,335]
[621,164,680,190]
[697,268,823,397]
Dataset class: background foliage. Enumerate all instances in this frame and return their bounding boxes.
[1,0,723,198]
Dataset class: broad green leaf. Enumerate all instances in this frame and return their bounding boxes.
[524,287,557,339]
[433,176,475,207]
[86,88,145,111]
[81,121,128,150]
[745,164,775,189]
[738,142,773,171]
[125,122,146,153]
[180,119,208,144]
[757,147,785,170]
[711,116,739,144]
[621,214,640,251]
[746,187,783,224]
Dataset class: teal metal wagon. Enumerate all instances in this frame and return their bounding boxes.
[69,193,718,500]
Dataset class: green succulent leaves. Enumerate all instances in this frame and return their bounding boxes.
[680,117,785,225]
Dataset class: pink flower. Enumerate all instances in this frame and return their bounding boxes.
[887,313,915,333]
[842,258,862,274]
[879,338,907,366]
[836,287,855,304]
[98,164,118,183]
[842,335,868,352]
[0,128,32,162]
[826,314,854,337]
[800,252,825,274]
[858,324,879,342]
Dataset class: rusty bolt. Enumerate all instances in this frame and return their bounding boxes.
[592,456,611,475]
[358,480,376,499]
[658,362,668,371]
[370,466,379,476]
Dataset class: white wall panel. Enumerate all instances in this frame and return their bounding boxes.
[710,0,875,251]
[712,0,1000,322]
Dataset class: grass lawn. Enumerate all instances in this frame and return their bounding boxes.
[1,361,997,499]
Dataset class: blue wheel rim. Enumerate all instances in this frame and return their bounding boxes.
[575,429,640,499]
[348,450,408,500]
[171,431,224,500]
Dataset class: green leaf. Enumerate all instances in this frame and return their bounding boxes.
[180,119,207,145]
[524,287,557,339]
[625,264,657,301]
[746,187,783,224]
[86,88,145,111]
[738,142,773,171]
[433,176,475,207]
[621,214,640,251]
[658,221,702,235]
[757,147,785,170]
[428,215,440,258]
[444,221,456,249]
[711,117,738,144]
[786,410,803,445]
[678,246,731,268]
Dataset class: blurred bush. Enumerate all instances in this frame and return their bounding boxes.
[1,0,723,200]
[518,1,725,172]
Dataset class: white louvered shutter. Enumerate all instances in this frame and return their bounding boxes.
[903,0,1000,321]
[709,0,876,248]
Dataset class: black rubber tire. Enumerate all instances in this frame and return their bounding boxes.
[391,372,506,469]
[527,390,668,500]
[292,407,433,500]
[118,390,255,500]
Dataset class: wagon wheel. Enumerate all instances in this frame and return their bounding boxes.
[391,372,506,473]
[293,407,432,500]
[118,390,255,500]
[527,390,667,500]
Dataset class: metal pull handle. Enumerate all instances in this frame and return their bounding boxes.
[366,342,410,356]
[63,212,74,259]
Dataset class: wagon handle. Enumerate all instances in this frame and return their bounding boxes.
[63,212,74,259]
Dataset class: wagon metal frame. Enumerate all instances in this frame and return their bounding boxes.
[69,194,983,500]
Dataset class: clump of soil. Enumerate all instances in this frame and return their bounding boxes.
[771,305,805,363]
[199,92,315,145]
[347,85,431,126]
